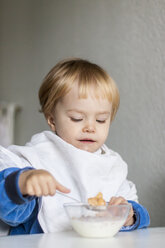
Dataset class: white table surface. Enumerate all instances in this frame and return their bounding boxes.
[0,227,165,248]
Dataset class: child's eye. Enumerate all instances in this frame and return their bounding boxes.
[70,117,83,122]
[96,119,106,123]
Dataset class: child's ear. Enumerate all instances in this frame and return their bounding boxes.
[47,115,56,132]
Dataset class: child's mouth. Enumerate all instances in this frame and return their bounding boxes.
[79,139,95,143]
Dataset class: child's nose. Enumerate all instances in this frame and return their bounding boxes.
[82,122,96,133]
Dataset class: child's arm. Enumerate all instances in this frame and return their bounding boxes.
[0,167,37,226]
[123,200,150,231]
[0,167,70,227]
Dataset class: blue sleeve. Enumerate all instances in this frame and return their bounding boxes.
[0,167,38,227]
[120,200,150,232]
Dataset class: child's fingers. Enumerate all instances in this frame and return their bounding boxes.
[108,197,116,205]
[55,180,70,194]
[126,206,134,220]
[109,196,127,205]
[124,209,134,226]
[20,169,70,197]
[39,181,49,196]
[108,196,134,226]
[47,179,56,196]
[37,176,56,196]
[45,177,70,196]
[26,176,49,196]
[25,183,36,196]
[29,180,43,197]
[36,170,70,194]
[34,184,42,197]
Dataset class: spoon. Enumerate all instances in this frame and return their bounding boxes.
[56,191,81,203]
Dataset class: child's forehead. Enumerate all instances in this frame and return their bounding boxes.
[66,82,112,101]
[61,93,112,114]
[60,85,112,112]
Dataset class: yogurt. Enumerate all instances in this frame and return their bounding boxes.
[71,217,125,238]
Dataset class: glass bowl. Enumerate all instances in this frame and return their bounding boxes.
[64,202,131,238]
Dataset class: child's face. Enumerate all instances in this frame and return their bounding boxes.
[48,84,112,152]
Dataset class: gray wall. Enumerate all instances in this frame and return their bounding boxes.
[0,0,165,227]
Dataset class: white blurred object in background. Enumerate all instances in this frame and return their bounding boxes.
[0,102,21,235]
[0,102,20,147]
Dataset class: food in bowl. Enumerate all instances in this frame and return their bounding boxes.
[64,202,131,238]
[88,192,106,206]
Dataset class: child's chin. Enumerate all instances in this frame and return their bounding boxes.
[78,145,98,153]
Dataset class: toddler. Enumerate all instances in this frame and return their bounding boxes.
[0,58,150,235]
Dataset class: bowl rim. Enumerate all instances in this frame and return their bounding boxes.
[63,202,131,210]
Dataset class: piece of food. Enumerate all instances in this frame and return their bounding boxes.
[88,192,106,206]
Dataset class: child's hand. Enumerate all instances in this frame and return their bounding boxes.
[19,169,70,197]
[108,196,135,226]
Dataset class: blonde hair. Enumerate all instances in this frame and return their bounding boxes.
[39,58,120,121]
